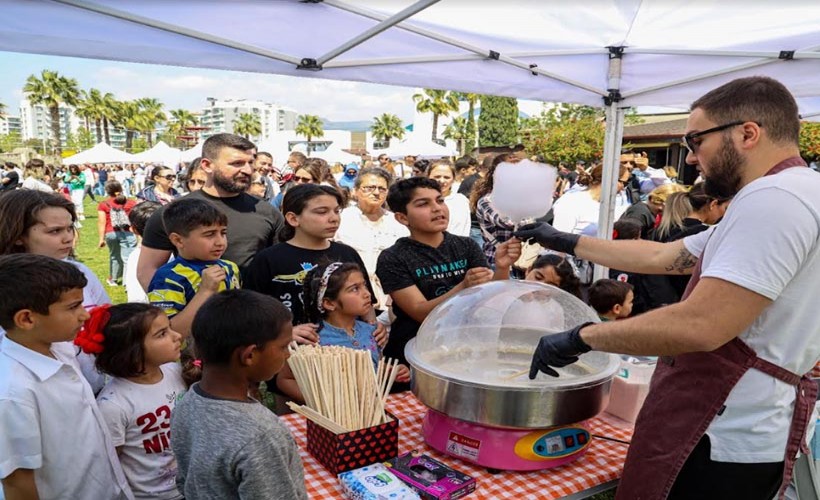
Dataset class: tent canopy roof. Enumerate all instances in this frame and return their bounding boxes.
[62,141,136,164]
[4,0,820,116]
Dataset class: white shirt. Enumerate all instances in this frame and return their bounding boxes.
[21,177,54,192]
[444,191,471,237]
[335,206,409,309]
[0,339,133,499]
[683,167,820,462]
[125,247,149,303]
[97,364,186,500]
[552,188,628,235]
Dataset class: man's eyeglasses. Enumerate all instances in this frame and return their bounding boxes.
[293,175,313,184]
[682,121,759,154]
[359,185,388,194]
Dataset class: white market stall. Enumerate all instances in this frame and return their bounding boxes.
[179,140,205,163]
[131,141,183,167]
[61,141,137,165]
[9,0,820,277]
[375,133,457,159]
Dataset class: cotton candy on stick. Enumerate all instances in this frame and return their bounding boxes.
[491,159,558,224]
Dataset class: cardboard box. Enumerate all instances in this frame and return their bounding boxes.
[306,412,399,475]
[386,452,476,500]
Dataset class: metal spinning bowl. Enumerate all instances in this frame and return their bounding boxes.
[405,281,620,429]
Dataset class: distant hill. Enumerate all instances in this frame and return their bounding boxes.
[321,119,373,131]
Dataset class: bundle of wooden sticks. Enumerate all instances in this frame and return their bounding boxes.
[285,343,401,432]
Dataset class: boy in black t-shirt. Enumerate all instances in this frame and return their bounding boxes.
[376,177,519,382]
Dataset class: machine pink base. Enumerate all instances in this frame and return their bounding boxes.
[422,410,590,472]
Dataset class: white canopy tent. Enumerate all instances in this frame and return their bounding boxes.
[11,0,820,276]
[376,133,457,159]
[179,140,205,163]
[61,141,137,165]
[131,141,183,167]
[311,146,362,165]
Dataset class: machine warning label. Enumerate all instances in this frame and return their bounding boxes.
[446,432,481,461]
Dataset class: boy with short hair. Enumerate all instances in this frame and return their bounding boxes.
[171,289,306,499]
[0,254,133,500]
[588,278,635,321]
[376,177,517,381]
[148,197,241,336]
[125,200,161,303]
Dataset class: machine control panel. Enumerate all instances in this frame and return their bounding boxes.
[514,426,591,461]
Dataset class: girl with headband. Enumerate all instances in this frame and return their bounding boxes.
[276,262,410,403]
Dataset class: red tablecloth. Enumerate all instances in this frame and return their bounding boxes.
[281,392,634,499]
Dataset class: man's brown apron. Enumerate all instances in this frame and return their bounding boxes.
[615,157,817,500]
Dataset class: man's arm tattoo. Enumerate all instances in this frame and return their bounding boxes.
[664,248,698,274]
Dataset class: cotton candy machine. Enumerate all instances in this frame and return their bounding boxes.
[405,280,620,471]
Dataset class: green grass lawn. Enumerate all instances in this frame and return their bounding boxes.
[75,197,128,304]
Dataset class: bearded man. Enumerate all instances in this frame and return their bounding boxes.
[137,133,284,288]
[516,76,820,499]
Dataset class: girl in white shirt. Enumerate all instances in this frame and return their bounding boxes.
[426,160,471,237]
[78,303,187,500]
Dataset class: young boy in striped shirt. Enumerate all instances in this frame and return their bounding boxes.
[148,197,241,337]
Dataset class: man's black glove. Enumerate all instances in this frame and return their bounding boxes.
[514,222,580,256]
[529,322,594,379]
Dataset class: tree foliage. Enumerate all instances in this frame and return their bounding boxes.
[295,114,324,153]
[477,95,519,147]
[371,113,405,146]
[66,128,95,152]
[232,112,262,140]
[412,89,459,143]
[443,116,469,156]
[521,103,605,165]
[0,132,22,153]
[23,69,81,155]
[799,121,820,162]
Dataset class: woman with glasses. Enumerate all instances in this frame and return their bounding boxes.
[247,171,268,198]
[335,167,409,312]
[179,157,207,194]
[136,166,179,205]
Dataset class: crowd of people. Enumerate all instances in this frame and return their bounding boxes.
[1,76,817,499]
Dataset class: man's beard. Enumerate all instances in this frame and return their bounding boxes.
[213,168,250,194]
[702,135,744,199]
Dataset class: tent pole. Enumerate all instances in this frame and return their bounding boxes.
[593,47,626,282]
[594,103,625,282]
[316,0,440,66]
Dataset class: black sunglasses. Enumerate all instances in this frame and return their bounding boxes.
[682,121,760,154]
[160,174,177,180]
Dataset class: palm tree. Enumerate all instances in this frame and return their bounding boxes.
[116,100,147,151]
[443,116,469,156]
[454,92,480,149]
[168,109,198,141]
[232,113,262,140]
[23,70,81,154]
[136,97,165,147]
[295,114,324,154]
[412,88,459,143]
[78,89,110,143]
[371,113,405,147]
[100,92,120,145]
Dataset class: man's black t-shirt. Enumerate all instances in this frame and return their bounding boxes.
[244,241,372,325]
[1,171,19,191]
[376,232,489,365]
[141,189,284,276]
